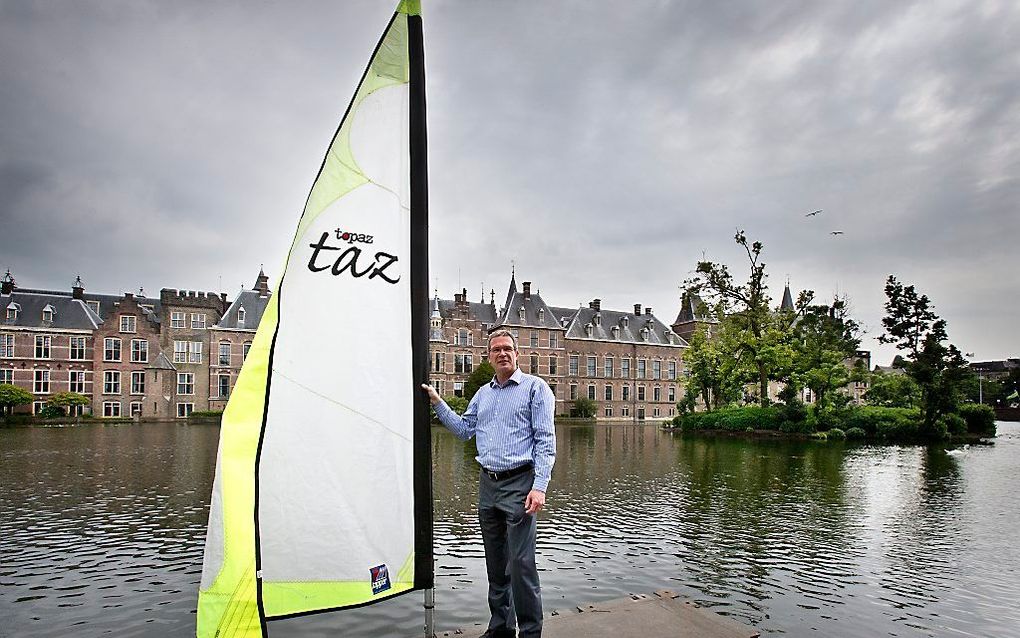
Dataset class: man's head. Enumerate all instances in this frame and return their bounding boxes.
[487,329,519,380]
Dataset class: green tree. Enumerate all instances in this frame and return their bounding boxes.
[442,395,468,415]
[879,275,968,437]
[571,397,597,419]
[464,360,495,402]
[0,383,34,416]
[792,297,861,412]
[686,231,799,406]
[865,370,922,408]
[682,320,743,411]
[47,392,91,415]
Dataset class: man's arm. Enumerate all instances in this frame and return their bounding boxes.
[421,383,477,441]
[525,379,556,513]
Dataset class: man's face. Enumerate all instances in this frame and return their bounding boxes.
[488,335,518,377]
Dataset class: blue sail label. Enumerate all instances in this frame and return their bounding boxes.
[370,564,391,595]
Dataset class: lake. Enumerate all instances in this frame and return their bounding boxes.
[1,421,1018,637]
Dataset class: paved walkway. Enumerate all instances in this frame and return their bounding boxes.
[435,590,761,638]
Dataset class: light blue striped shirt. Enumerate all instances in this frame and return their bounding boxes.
[434,368,556,492]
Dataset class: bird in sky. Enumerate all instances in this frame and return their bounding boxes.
[830,231,844,235]
[805,209,822,217]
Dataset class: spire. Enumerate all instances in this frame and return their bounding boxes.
[502,265,518,314]
[254,266,270,296]
[781,283,795,312]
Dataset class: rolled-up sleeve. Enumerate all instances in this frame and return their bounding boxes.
[530,380,556,492]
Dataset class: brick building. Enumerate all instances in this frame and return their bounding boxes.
[159,288,228,418]
[208,270,272,411]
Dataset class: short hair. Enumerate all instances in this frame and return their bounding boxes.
[487,328,518,351]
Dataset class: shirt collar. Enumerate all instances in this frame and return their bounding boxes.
[490,367,524,388]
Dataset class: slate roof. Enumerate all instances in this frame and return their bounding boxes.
[494,285,563,330]
[565,306,686,347]
[437,299,497,325]
[2,290,101,330]
[674,292,712,325]
[8,287,161,325]
[215,289,271,330]
[780,284,795,312]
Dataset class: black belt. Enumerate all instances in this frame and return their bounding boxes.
[482,463,533,481]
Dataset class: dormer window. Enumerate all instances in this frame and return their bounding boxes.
[621,316,629,328]
[42,304,55,322]
[538,308,545,321]
[640,327,649,341]
[585,323,593,337]
[6,302,19,321]
[593,312,601,326]
[237,307,246,327]
[611,326,620,339]
[518,306,526,322]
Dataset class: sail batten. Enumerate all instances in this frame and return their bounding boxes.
[198,4,430,636]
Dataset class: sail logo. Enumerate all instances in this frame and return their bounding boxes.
[307,231,400,284]
[334,227,374,244]
[370,564,391,594]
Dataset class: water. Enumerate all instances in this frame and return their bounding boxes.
[1,422,1018,637]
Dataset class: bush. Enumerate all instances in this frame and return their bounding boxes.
[938,413,968,436]
[189,410,224,418]
[845,427,866,440]
[571,397,597,419]
[842,406,921,440]
[956,403,996,435]
[38,405,66,419]
[826,428,847,441]
[442,395,468,416]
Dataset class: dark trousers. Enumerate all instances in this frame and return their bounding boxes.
[478,468,543,638]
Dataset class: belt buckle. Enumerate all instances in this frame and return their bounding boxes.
[487,469,501,481]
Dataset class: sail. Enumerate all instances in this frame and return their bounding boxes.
[197,2,431,635]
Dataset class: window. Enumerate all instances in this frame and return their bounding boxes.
[621,406,630,417]
[34,369,50,393]
[530,331,539,348]
[6,303,19,320]
[219,342,231,366]
[530,354,539,374]
[653,360,661,380]
[218,374,230,398]
[569,384,578,400]
[103,371,121,394]
[637,359,646,379]
[237,308,246,326]
[35,335,52,359]
[33,401,47,415]
[653,386,662,402]
[189,341,203,364]
[0,369,13,384]
[604,407,613,418]
[453,382,464,397]
[637,407,646,421]
[242,342,252,361]
[42,306,54,322]
[131,371,145,395]
[130,402,142,417]
[587,356,596,377]
[87,300,101,315]
[433,351,444,372]
[130,339,148,363]
[654,407,661,417]
[638,386,646,401]
[549,355,558,375]
[669,361,677,380]
[549,383,557,398]
[668,387,676,402]
[569,355,579,376]
[457,329,470,346]
[605,384,613,401]
[69,371,86,394]
[177,373,195,395]
[621,359,631,379]
[622,385,630,401]
[549,334,557,349]
[69,336,86,360]
[0,333,13,357]
[171,311,186,328]
[464,354,473,373]
[176,403,194,418]
[103,337,121,362]
[605,357,614,379]
[173,340,187,363]
[191,313,206,329]
[587,384,596,400]
[120,315,136,333]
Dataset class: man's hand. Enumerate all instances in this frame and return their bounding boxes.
[524,489,545,514]
[420,383,441,406]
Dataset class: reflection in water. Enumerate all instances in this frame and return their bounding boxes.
[1,422,1018,637]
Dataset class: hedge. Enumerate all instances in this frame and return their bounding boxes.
[957,403,996,435]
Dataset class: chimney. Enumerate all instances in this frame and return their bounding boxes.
[523,282,531,300]
[645,307,652,316]
[454,292,463,304]
[125,292,134,300]
[72,275,84,300]
[590,299,601,311]
[634,304,642,316]
[221,292,228,305]
[1,269,15,295]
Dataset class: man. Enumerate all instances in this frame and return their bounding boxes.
[421,328,556,638]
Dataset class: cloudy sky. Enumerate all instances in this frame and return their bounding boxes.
[1,0,1017,364]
